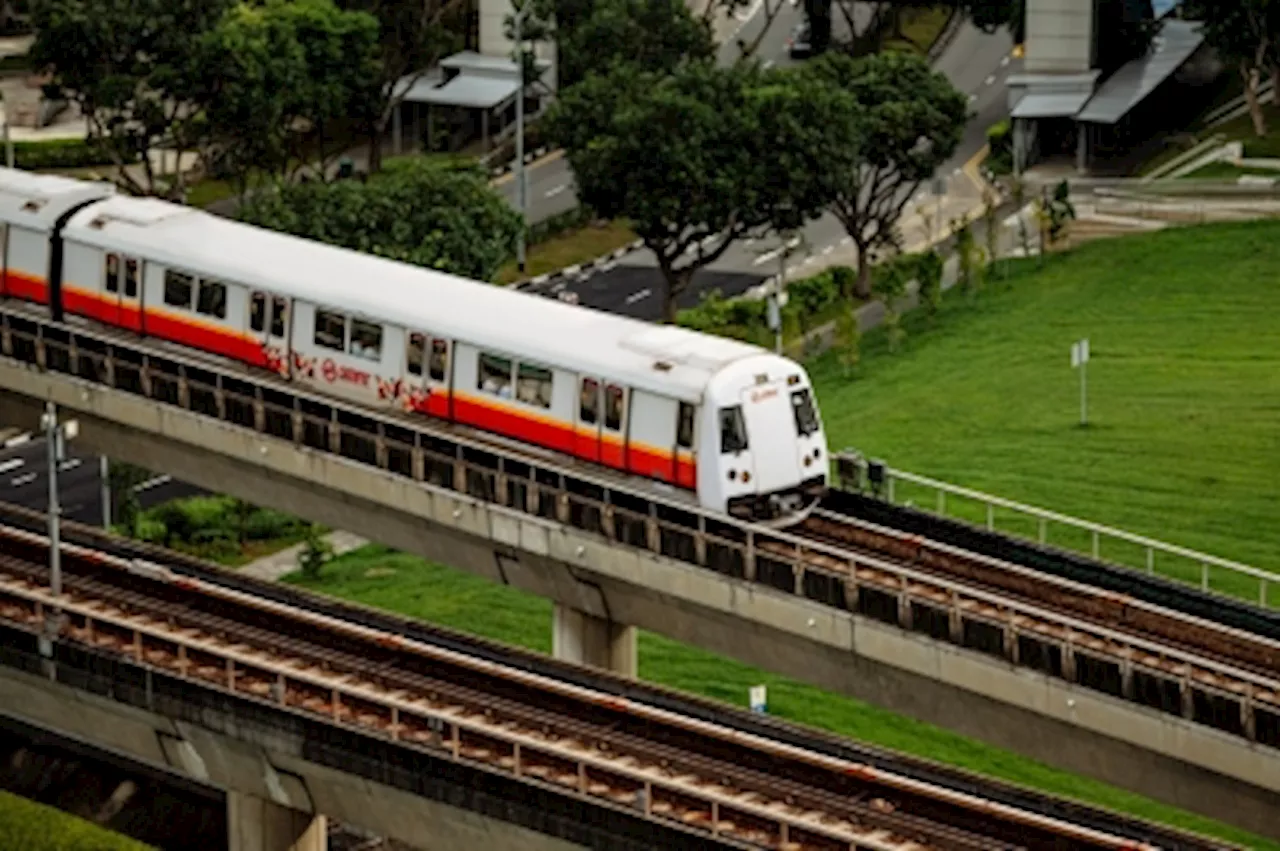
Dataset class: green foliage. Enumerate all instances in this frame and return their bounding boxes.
[196,0,381,189]
[914,249,944,317]
[549,61,849,321]
[676,268,847,345]
[985,119,1012,174]
[238,155,523,281]
[0,790,153,851]
[1041,179,1077,247]
[525,204,598,248]
[833,302,861,375]
[7,137,131,170]
[297,525,334,579]
[796,50,968,299]
[870,254,911,350]
[953,218,979,294]
[132,495,308,562]
[106,460,151,534]
[562,0,713,80]
[29,0,235,198]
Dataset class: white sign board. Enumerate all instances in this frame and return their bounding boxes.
[1070,338,1089,368]
[749,685,767,714]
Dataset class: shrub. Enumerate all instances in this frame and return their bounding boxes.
[9,138,132,170]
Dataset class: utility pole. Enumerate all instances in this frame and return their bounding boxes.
[514,1,531,275]
[100,456,111,528]
[40,403,78,659]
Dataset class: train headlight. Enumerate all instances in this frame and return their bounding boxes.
[742,471,751,483]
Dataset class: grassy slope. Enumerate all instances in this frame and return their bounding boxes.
[810,220,1280,583]
[287,547,1275,849]
[0,791,153,851]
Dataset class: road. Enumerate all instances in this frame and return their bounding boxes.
[514,15,1015,319]
[0,431,203,526]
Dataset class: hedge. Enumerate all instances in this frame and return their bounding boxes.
[678,267,847,347]
[8,137,133,170]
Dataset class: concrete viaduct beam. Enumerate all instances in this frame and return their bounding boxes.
[2,358,1279,840]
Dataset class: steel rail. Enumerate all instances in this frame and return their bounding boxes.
[0,532,1171,851]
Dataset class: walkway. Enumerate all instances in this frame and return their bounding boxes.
[239,530,368,581]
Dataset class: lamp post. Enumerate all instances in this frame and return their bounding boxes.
[513,1,532,274]
[40,402,78,658]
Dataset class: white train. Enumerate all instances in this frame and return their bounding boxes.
[0,167,828,522]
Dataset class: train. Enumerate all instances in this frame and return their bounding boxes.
[0,167,829,523]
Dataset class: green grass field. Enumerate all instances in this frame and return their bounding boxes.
[0,791,153,851]
[286,545,1274,849]
[810,220,1280,599]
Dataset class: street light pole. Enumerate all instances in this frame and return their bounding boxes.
[40,402,77,658]
[514,2,529,274]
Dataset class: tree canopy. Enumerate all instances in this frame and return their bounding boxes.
[237,157,524,282]
[795,49,968,299]
[548,61,852,322]
[562,0,714,79]
[1183,0,1280,136]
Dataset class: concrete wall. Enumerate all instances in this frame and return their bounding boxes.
[1024,0,1095,74]
[3,367,1280,840]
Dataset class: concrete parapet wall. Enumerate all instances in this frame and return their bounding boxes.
[2,362,1279,839]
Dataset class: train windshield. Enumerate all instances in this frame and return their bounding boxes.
[791,389,820,437]
[719,405,748,454]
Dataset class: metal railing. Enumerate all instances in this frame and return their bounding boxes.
[834,451,1276,609]
[3,309,1279,751]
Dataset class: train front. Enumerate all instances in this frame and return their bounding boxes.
[701,353,829,525]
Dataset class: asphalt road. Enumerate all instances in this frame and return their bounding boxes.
[0,432,203,526]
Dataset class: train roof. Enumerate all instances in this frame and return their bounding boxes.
[0,167,114,232]
[61,192,770,401]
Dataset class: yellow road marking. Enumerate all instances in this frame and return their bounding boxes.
[491,150,565,186]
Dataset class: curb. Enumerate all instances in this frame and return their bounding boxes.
[926,9,964,63]
[486,146,552,180]
[510,237,646,298]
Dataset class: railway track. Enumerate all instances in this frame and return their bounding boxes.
[0,520,1232,851]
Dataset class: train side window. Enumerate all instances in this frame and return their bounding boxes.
[478,353,513,397]
[197,279,227,319]
[719,406,748,454]
[349,319,383,361]
[164,270,194,309]
[314,309,346,351]
[407,332,425,376]
[579,378,598,424]
[791,388,819,437]
[605,385,625,431]
[249,291,266,332]
[676,402,695,449]
[517,362,553,409]
[270,296,287,337]
[429,339,448,381]
[124,258,139,298]
[104,253,119,294]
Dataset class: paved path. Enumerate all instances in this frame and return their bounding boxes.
[239,530,368,581]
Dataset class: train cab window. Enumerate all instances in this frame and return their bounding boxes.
[517,362,553,409]
[479,353,513,397]
[124,258,139,298]
[249,292,266,332]
[164,270,194,309]
[407,332,425,376]
[270,296,287,337]
[791,389,819,437]
[605,385,625,431]
[676,402,695,450]
[314,309,346,351]
[196,279,227,319]
[349,319,383,361]
[719,406,748,454]
[429,339,448,381]
[104,253,120,294]
[579,378,599,424]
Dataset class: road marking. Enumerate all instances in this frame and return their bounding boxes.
[840,237,851,245]
[0,459,22,475]
[969,93,977,103]
[545,184,567,198]
[625,288,651,305]
[491,150,564,187]
[59,458,82,472]
[135,474,172,493]
[1001,55,1010,67]
[984,74,996,86]
[822,245,834,255]
[3,433,30,449]
[11,472,36,487]
[762,60,774,70]
[735,0,763,21]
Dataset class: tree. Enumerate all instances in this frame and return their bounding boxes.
[798,50,968,300]
[106,460,151,535]
[562,0,714,79]
[238,156,523,281]
[196,0,381,193]
[337,0,469,173]
[297,524,333,579]
[1184,0,1279,136]
[29,0,234,198]
[548,62,850,322]
[870,253,910,351]
[915,249,943,318]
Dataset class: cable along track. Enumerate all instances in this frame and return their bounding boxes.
[0,525,1190,851]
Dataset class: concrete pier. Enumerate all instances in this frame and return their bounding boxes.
[552,605,637,677]
[229,793,326,851]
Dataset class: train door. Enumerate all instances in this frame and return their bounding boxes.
[602,382,629,472]
[250,290,291,376]
[574,376,602,463]
[103,252,143,331]
[405,331,452,419]
[674,401,697,489]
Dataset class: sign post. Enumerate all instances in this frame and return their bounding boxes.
[749,684,767,714]
[1070,338,1090,426]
